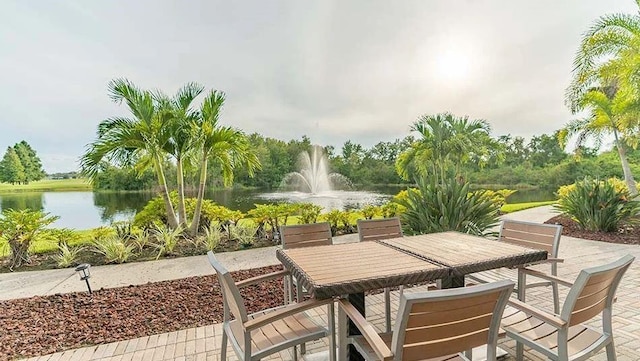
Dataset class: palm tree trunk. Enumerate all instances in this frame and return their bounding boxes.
[189,156,208,236]
[154,155,179,229]
[615,140,638,196]
[176,158,187,227]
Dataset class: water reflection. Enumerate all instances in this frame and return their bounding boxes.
[93,192,152,223]
[0,192,44,211]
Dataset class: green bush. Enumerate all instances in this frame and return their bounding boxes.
[229,223,257,248]
[360,205,380,220]
[53,243,83,268]
[152,224,183,258]
[93,236,135,264]
[396,176,500,236]
[0,209,59,270]
[133,192,240,231]
[555,177,640,232]
[297,203,322,224]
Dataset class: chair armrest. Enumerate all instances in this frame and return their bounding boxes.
[546,258,564,263]
[244,298,333,330]
[236,269,290,288]
[507,299,567,329]
[339,299,394,361]
[520,268,573,288]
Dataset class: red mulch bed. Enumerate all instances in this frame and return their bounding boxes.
[545,215,640,245]
[0,265,285,361]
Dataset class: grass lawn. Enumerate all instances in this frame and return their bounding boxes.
[501,200,556,213]
[0,178,92,193]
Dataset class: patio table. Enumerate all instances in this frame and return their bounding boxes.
[276,231,548,361]
[378,231,548,288]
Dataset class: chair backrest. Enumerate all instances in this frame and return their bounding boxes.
[207,251,248,323]
[280,222,332,249]
[357,217,403,242]
[561,254,634,326]
[391,280,514,361]
[498,220,562,257]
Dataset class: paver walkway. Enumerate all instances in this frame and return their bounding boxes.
[6,206,640,360]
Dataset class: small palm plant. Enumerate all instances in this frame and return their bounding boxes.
[396,175,500,236]
[54,243,84,268]
[93,236,135,264]
[152,223,183,259]
[229,224,257,249]
[200,223,224,251]
[0,209,59,270]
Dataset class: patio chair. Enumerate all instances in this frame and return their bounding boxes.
[357,217,403,333]
[207,251,336,361]
[467,220,564,313]
[280,222,333,303]
[339,280,514,361]
[502,254,634,361]
[280,222,333,355]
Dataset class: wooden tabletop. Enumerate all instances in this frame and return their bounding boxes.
[379,231,548,276]
[276,242,449,299]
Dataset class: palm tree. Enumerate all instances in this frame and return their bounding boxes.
[158,83,205,227]
[188,91,261,235]
[560,87,639,195]
[395,113,493,183]
[566,5,640,195]
[81,79,180,228]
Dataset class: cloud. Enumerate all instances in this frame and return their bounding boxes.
[0,0,637,171]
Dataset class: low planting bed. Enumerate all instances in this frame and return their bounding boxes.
[0,265,285,360]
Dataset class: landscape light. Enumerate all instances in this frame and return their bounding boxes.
[75,263,92,295]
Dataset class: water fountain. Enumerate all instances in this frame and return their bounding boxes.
[258,145,389,210]
[280,145,350,193]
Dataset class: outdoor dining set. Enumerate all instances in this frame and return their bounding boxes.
[206,218,635,361]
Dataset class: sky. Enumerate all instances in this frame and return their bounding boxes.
[0,0,637,173]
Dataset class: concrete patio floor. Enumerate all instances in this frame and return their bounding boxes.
[5,206,639,360]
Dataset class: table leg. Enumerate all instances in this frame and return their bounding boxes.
[439,274,465,289]
[347,292,365,361]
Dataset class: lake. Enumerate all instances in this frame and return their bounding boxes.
[0,186,555,229]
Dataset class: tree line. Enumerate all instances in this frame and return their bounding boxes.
[92,120,639,195]
[0,141,45,184]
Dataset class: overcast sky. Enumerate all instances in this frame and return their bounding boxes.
[0,1,637,173]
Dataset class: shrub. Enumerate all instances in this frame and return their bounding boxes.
[323,210,342,235]
[297,203,322,224]
[130,229,150,252]
[395,176,500,236]
[152,224,183,259]
[112,221,134,240]
[481,189,517,208]
[229,224,257,249]
[53,243,83,268]
[133,192,241,231]
[381,202,400,218]
[360,205,380,220]
[0,209,59,270]
[555,177,640,232]
[339,210,354,232]
[200,223,224,251]
[93,236,135,264]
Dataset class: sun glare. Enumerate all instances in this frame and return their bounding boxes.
[434,49,472,83]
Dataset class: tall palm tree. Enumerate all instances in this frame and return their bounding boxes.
[560,87,639,195]
[188,91,261,235]
[565,4,640,195]
[395,113,493,183]
[158,83,205,227]
[81,79,179,228]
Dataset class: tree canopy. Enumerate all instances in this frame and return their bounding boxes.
[0,141,45,184]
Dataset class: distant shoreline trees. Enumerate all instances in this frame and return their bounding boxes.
[0,141,45,184]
